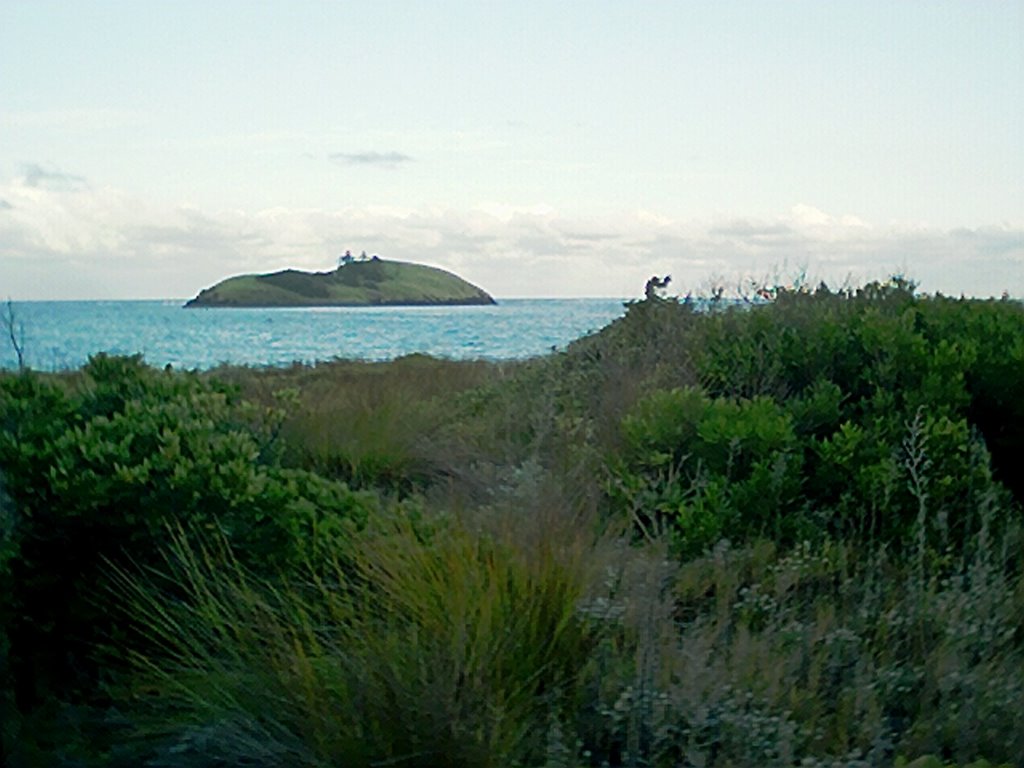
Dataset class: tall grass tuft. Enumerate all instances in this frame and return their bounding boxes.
[112,512,600,767]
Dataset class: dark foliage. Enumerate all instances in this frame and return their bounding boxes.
[0,354,375,755]
[597,281,1023,555]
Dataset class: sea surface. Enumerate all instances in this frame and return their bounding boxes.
[1,298,629,371]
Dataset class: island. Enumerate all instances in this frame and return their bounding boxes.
[184,257,496,308]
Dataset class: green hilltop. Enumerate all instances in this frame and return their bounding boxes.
[185,257,495,308]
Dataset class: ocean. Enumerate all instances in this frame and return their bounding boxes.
[1,298,629,371]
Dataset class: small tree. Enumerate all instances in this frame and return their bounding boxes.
[3,299,25,372]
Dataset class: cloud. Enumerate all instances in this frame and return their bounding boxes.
[0,199,11,210]
[708,220,795,239]
[21,163,88,190]
[329,151,413,168]
[0,176,1021,300]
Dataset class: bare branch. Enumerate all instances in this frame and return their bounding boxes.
[3,299,26,372]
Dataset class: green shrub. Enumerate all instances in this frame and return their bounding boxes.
[0,355,375,735]
[605,283,1022,557]
[613,387,804,555]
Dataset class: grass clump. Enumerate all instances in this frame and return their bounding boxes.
[212,354,505,493]
[112,512,599,768]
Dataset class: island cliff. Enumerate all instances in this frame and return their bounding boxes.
[185,258,496,308]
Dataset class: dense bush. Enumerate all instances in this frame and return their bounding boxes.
[604,281,1023,555]
[0,354,375,750]
[611,387,804,556]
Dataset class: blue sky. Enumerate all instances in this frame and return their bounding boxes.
[2,1,1021,299]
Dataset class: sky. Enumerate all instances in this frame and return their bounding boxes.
[1,1,1022,300]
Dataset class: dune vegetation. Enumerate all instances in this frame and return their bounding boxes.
[1,278,1023,767]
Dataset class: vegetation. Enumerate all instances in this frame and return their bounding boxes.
[185,258,496,307]
[1,278,1022,766]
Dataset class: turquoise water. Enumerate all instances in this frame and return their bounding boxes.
[1,298,628,371]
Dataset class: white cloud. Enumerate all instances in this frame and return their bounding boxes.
[1,176,1021,300]
[329,151,413,168]
[789,203,834,228]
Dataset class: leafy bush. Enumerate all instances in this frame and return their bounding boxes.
[613,387,804,555]
[0,355,375,732]
[605,282,1023,556]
